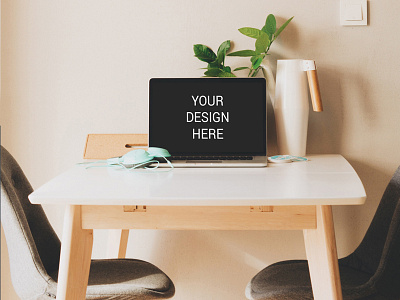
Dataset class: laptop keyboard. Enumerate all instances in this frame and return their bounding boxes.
[170,156,253,161]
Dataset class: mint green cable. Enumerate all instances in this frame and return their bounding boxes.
[77,156,173,171]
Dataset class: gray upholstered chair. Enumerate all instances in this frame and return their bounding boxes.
[1,146,175,300]
[246,166,400,300]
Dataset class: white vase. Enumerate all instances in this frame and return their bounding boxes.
[274,59,321,156]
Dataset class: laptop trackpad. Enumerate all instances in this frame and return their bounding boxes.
[186,160,222,163]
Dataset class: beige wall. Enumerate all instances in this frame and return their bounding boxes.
[1,1,399,299]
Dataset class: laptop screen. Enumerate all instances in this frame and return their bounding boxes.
[149,78,266,156]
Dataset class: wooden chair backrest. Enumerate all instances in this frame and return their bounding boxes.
[83,134,148,159]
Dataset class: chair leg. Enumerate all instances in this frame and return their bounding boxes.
[57,205,93,300]
[303,205,343,300]
[106,229,129,258]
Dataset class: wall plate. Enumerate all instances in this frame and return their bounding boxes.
[340,0,367,26]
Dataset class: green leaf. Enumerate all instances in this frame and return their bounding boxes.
[227,50,257,57]
[208,61,219,69]
[193,44,217,63]
[216,40,231,65]
[238,27,264,39]
[265,14,276,35]
[255,32,270,54]
[261,25,273,41]
[223,66,231,73]
[233,66,250,71]
[217,71,236,77]
[275,16,294,39]
[251,68,260,77]
[199,63,219,70]
[204,68,222,77]
[252,57,263,69]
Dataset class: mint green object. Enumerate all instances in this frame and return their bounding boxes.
[147,147,171,158]
[268,155,308,163]
[118,149,154,165]
[82,148,173,170]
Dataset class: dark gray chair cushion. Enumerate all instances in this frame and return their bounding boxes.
[47,259,175,300]
[246,166,400,300]
[247,260,377,300]
[1,146,175,299]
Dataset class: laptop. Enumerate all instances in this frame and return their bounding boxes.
[149,77,267,167]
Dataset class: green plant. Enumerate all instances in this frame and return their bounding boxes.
[228,14,293,77]
[193,40,236,77]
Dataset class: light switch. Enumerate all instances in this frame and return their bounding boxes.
[345,4,362,21]
[340,0,367,26]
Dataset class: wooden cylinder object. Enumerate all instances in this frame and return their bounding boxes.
[306,69,323,112]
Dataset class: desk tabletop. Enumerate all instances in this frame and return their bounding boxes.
[28,155,366,206]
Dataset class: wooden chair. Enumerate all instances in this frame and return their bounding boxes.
[83,134,149,259]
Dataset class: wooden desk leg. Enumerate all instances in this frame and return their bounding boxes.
[56,205,93,300]
[106,229,129,258]
[303,205,343,300]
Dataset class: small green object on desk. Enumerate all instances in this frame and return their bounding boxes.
[268,155,308,163]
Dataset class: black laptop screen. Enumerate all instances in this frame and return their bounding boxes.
[149,78,266,156]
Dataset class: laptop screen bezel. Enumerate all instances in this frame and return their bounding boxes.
[149,77,267,157]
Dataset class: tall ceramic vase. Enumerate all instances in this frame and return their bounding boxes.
[273,59,323,156]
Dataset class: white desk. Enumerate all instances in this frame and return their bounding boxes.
[29,154,366,300]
